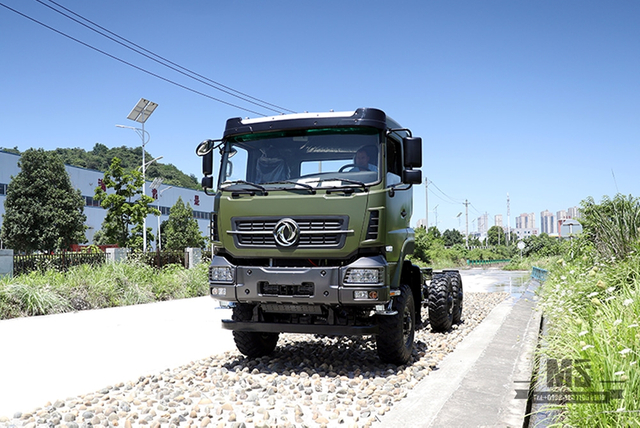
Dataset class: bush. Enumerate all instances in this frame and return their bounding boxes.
[0,259,208,320]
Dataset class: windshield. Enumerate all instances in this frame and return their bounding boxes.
[218,127,381,191]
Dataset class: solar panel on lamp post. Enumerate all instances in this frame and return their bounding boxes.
[117,98,158,253]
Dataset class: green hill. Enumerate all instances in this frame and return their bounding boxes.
[3,144,200,190]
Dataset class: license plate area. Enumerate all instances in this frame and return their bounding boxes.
[259,281,315,297]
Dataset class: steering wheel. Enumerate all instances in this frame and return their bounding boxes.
[338,164,355,172]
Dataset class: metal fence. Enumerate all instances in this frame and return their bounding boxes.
[12,249,205,276]
[466,259,511,266]
[13,252,106,276]
[139,250,187,269]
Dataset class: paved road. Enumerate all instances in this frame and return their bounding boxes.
[0,297,235,417]
[379,268,540,427]
[0,268,535,421]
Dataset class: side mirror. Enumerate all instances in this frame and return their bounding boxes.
[201,176,214,190]
[403,137,422,168]
[202,151,213,176]
[196,139,215,156]
[402,169,422,185]
[197,139,220,178]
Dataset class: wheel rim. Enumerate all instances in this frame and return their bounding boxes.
[402,305,413,344]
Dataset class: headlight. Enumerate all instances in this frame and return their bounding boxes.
[344,268,381,284]
[210,266,234,282]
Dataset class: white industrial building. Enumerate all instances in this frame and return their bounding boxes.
[0,150,211,249]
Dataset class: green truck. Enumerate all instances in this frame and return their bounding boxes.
[196,108,462,365]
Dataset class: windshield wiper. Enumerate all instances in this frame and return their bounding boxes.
[262,180,316,194]
[304,177,368,194]
[220,180,267,195]
[306,177,367,188]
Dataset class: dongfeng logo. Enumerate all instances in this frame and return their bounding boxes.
[274,218,299,247]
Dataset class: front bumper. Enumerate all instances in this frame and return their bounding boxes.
[208,255,390,305]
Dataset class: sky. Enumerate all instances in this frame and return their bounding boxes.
[1,0,639,232]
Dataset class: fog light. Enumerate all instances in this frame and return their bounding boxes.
[354,290,379,300]
[354,290,369,299]
[211,287,227,296]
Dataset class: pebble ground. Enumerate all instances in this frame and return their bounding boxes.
[0,292,508,428]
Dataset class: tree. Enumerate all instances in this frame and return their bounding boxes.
[162,197,205,250]
[427,226,441,240]
[94,157,159,250]
[442,229,464,246]
[522,233,561,258]
[1,149,87,253]
[487,226,506,246]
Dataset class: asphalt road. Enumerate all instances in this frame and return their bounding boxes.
[0,268,534,420]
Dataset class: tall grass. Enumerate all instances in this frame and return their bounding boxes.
[0,261,208,320]
[580,194,640,261]
[537,254,640,426]
[504,255,562,271]
[536,194,640,426]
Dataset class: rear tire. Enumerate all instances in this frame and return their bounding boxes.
[428,273,453,332]
[445,271,463,324]
[376,284,415,365]
[232,303,279,358]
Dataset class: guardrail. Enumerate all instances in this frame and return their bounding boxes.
[531,266,549,282]
[466,259,511,266]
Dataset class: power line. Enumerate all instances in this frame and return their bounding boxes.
[0,2,285,117]
[37,0,296,115]
[427,179,464,205]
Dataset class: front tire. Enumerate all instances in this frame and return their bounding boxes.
[232,303,279,358]
[376,284,415,365]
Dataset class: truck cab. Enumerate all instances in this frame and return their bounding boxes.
[197,108,427,364]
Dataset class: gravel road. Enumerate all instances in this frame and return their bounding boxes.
[0,291,508,428]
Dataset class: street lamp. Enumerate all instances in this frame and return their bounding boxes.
[150,179,173,252]
[116,98,158,253]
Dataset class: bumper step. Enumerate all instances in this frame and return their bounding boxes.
[222,319,379,336]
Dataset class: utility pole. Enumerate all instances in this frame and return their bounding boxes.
[424,177,429,229]
[464,199,470,248]
[433,204,439,231]
[507,193,511,245]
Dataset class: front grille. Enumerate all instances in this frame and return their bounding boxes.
[229,216,350,249]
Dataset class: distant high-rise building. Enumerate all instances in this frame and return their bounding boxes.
[478,213,488,234]
[516,213,535,229]
[568,206,580,219]
[495,214,503,228]
[540,210,555,234]
[557,210,568,222]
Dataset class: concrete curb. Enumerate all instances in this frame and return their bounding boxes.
[378,284,541,427]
